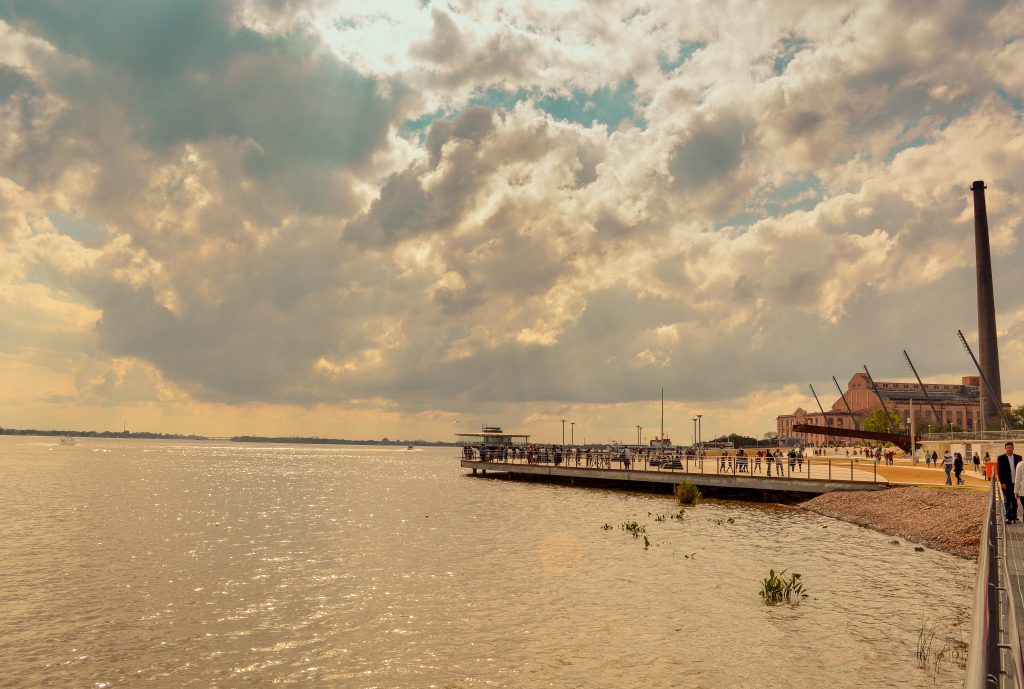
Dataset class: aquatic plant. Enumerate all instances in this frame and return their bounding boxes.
[643,535,650,549]
[674,480,701,505]
[759,569,807,604]
[916,612,969,673]
[620,521,647,538]
[654,514,667,522]
[671,509,686,522]
[915,622,937,670]
[601,523,613,530]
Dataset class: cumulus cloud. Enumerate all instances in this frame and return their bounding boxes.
[1,0,1023,440]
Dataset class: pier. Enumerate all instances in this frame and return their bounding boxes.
[461,455,888,496]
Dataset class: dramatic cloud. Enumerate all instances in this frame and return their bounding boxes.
[1,0,1022,440]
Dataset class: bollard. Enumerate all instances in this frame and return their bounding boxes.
[850,460,853,481]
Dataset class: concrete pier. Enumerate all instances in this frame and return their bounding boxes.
[461,459,887,495]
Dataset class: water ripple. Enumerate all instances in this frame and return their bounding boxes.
[0,438,971,688]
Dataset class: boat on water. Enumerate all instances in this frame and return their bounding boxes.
[59,436,78,445]
[406,445,414,450]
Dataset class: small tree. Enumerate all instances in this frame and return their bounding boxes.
[1007,405,1024,430]
[862,406,900,433]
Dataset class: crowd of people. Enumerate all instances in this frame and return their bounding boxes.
[462,440,1021,492]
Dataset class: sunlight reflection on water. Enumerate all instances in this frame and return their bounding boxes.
[0,438,972,688]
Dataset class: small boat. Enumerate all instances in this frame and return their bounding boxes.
[59,436,78,445]
[406,445,414,450]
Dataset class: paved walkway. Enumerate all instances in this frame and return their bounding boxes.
[998,491,1024,661]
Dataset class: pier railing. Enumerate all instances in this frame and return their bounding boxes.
[459,448,883,484]
[965,479,1024,689]
[921,431,1024,442]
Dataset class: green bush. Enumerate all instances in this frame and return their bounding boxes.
[674,480,701,505]
[759,569,807,605]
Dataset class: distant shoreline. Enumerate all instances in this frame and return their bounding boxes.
[0,428,205,440]
[0,428,458,446]
[229,435,459,447]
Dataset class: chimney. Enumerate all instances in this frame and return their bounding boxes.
[971,180,1003,429]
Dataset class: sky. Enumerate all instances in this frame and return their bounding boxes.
[0,0,1023,444]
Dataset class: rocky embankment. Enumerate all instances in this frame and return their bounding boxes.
[801,486,988,558]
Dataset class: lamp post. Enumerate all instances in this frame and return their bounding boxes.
[909,397,916,464]
[692,417,698,445]
[570,421,575,446]
[561,419,566,448]
[637,425,642,451]
[696,414,703,446]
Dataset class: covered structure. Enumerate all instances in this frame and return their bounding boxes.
[455,426,530,447]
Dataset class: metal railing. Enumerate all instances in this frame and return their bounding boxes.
[965,479,1024,688]
[921,431,1024,442]
[459,447,883,483]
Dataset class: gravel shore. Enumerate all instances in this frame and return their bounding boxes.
[801,486,988,558]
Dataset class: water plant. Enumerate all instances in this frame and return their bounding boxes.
[674,480,701,505]
[601,523,613,530]
[654,514,667,522]
[915,622,937,670]
[643,535,650,549]
[671,509,686,522]
[759,569,807,604]
[620,521,647,538]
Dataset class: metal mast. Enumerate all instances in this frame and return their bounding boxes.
[863,365,900,434]
[902,350,943,430]
[832,375,860,430]
[957,329,1012,431]
[809,383,837,445]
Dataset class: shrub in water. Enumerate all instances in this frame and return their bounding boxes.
[759,569,807,605]
[674,480,701,505]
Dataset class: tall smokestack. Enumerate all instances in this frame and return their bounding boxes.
[971,180,1003,429]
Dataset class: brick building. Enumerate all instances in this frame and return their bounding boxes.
[777,373,984,446]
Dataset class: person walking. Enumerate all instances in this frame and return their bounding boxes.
[953,452,965,485]
[998,442,1023,524]
[973,452,981,474]
[943,450,954,486]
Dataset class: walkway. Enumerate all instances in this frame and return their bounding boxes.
[1000,492,1024,684]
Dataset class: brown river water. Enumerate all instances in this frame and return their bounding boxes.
[0,437,972,688]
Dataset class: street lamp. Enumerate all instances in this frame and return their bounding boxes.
[696,414,703,446]
[570,421,575,446]
[637,425,642,450]
[692,418,698,445]
[561,419,566,448]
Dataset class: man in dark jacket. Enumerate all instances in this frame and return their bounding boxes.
[997,442,1022,523]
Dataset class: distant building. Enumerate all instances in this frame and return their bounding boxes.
[777,373,986,445]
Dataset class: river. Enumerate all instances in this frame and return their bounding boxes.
[0,437,972,688]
